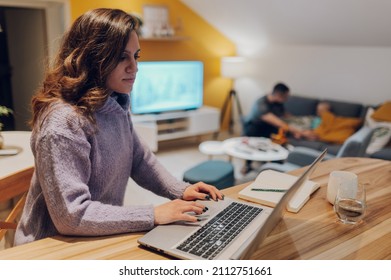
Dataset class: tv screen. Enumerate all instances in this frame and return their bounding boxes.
[131,61,204,114]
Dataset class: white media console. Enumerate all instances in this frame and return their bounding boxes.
[131,106,220,151]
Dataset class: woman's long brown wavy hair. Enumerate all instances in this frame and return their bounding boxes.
[30,8,138,126]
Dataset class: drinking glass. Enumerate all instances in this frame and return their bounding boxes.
[334,182,366,225]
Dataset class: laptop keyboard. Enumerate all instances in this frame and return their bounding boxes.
[176,202,263,259]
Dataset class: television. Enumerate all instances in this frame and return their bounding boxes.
[131,61,204,114]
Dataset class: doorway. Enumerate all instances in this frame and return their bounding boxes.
[0,1,68,131]
[0,7,47,130]
[0,8,15,129]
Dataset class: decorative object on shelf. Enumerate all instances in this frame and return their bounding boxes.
[0,106,13,149]
[219,56,248,135]
[141,4,175,38]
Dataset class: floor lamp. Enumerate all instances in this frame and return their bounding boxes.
[218,56,247,136]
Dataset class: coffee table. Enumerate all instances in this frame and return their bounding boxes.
[222,136,289,162]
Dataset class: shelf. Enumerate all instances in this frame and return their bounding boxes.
[139,36,190,42]
[157,131,193,141]
[132,106,220,151]
[157,118,188,132]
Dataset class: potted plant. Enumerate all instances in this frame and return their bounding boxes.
[0,105,13,149]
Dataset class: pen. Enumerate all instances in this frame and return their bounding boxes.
[251,188,287,192]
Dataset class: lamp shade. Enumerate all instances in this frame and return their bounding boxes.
[221,56,247,79]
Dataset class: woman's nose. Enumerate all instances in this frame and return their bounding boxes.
[126,60,137,73]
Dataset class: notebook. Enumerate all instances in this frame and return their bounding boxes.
[138,149,327,260]
[238,169,320,213]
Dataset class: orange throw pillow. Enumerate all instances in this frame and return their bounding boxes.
[371,101,391,122]
[314,111,362,144]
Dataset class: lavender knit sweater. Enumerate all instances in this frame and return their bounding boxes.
[14,94,189,246]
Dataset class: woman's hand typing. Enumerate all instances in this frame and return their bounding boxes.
[153,182,223,225]
[153,199,206,225]
[182,181,224,201]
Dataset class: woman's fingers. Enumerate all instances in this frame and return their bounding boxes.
[207,186,224,201]
[154,199,207,225]
[181,201,205,215]
[183,182,224,201]
[179,213,199,223]
[179,202,209,222]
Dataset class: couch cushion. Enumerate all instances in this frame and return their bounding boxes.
[287,137,341,155]
[322,99,364,118]
[364,107,391,154]
[370,147,391,161]
[371,101,391,122]
[285,96,319,116]
[287,138,326,150]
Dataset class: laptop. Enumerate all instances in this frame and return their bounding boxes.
[138,149,327,260]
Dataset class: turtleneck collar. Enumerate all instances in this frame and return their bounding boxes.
[97,93,130,115]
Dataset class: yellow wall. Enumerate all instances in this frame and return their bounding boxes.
[69,0,236,129]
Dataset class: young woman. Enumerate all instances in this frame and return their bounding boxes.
[14,8,222,246]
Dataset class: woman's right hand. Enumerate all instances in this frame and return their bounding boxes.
[154,199,207,225]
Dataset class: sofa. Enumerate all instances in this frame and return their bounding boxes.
[283,95,391,161]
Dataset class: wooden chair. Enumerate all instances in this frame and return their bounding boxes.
[0,167,34,242]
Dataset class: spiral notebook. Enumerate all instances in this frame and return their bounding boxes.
[238,169,320,213]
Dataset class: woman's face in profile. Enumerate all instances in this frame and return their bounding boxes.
[106,31,140,94]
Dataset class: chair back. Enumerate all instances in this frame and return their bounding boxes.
[0,167,34,241]
[336,126,375,158]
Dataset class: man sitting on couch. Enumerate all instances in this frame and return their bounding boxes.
[242,82,304,174]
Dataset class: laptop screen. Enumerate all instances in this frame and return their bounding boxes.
[234,149,327,260]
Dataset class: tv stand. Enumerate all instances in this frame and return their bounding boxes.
[132,106,220,151]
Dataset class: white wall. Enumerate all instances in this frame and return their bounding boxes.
[237,45,391,115]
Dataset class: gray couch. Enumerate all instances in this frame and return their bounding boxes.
[284,95,391,161]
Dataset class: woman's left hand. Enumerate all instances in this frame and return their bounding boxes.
[182,182,224,201]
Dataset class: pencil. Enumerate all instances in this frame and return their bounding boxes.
[250,188,287,193]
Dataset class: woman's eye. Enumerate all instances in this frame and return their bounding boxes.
[134,51,141,60]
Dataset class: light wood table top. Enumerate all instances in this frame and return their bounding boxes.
[0,131,33,180]
[0,157,390,260]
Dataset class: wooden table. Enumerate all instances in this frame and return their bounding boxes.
[0,157,390,260]
[0,131,33,180]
